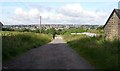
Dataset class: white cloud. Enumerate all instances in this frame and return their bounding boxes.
[58,3,83,17]
[11,3,108,25]
[28,8,40,17]
[56,3,108,25]
[15,8,27,16]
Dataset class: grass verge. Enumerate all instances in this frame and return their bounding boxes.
[2,31,52,62]
[63,35,119,69]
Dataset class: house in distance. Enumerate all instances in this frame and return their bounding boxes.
[103,9,120,40]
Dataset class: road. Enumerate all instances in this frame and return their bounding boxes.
[3,36,94,69]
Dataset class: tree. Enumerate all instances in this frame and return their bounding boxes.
[45,28,56,34]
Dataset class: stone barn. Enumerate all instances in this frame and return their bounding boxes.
[103,9,120,40]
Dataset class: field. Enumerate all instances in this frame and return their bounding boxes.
[1,31,52,62]
[63,34,119,69]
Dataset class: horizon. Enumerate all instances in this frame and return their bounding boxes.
[2,23,103,26]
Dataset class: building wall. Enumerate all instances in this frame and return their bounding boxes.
[0,22,3,30]
[118,17,120,39]
[104,12,119,40]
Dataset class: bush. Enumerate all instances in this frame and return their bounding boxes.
[2,28,15,31]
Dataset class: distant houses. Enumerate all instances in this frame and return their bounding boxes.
[103,9,120,40]
[3,24,100,30]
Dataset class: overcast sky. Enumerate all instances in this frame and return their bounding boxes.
[0,0,119,25]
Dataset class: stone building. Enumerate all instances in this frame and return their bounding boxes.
[103,9,120,40]
[0,22,3,30]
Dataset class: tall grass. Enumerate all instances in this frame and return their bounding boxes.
[2,31,52,62]
[63,35,119,69]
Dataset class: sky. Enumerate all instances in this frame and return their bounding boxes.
[0,0,119,25]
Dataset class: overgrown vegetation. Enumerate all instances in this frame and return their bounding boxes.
[2,31,52,62]
[59,26,103,35]
[63,35,119,69]
[60,27,87,35]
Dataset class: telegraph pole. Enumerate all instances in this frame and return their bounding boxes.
[39,16,41,33]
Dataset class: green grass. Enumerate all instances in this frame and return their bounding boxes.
[1,31,52,62]
[63,35,119,69]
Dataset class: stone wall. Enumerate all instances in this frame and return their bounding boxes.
[118,17,120,39]
[104,12,119,40]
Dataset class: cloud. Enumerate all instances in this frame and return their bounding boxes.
[9,3,108,25]
[57,3,108,24]
[15,8,27,16]
[58,3,83,17]
[28,8,40,17]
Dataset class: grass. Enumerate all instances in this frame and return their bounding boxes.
[63,35,120,69]
[1,31,52,62]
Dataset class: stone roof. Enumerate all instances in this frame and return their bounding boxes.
[103,9,120,28]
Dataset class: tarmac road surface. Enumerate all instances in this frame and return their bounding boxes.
[3,36,94,69]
